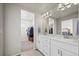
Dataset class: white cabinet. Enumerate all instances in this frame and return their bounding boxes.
[51,44,61,56]
[51,44,77,56]
[51,39,78,56]
[43,37,51,56]
[51,39,62,56]
[37,36,51,56]
[37,35,78,56]
[37,36,44,53]
[61,49,76,56]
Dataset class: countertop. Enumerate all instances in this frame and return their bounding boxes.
[38,34,79,46]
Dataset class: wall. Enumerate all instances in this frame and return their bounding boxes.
[34,13,41,49]
[4,4,21,56]
[0,4,3,56]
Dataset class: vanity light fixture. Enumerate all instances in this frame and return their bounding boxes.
[42,3,78,18]
[57,3,77,11]
[42,14,44,18]
[61,7,65,10]
[42,11,51,18]
[42,13,46,18]
[46,12,49,15]
[49,13,52,16]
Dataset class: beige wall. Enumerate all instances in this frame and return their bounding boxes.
[34,13,41,49]
[4,4,21,56]
[0,4,4,56]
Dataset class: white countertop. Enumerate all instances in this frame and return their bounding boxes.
[38,34,79,46]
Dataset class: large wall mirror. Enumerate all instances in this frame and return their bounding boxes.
[61,19,73,36]
[48,18,54,34]
[61,18,79,37]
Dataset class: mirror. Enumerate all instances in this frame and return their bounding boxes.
[48,18,54,34]
[61,19,73,36]
[38,17,55,34]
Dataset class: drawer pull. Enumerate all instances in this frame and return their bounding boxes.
[58,49,60,54]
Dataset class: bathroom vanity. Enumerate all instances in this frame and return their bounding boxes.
[36,5,79,56]
[36,16,79,56]
[36,34,78,56]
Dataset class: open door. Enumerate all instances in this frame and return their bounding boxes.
[21,9,34,52]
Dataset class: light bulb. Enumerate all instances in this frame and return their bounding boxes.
[43,13,46,17]
[61,8,65,10]
[49,14,52,16]
[46,12,49,15]
[42,15,44,18]
[66,4,71,8]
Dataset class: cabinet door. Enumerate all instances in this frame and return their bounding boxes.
[61,49,77,56]
[37,36,44,53]
[51,45,61,56]
[36,39,40,50]
[51,40,61,56]
[43,37,51,56]
[40,38,44,53]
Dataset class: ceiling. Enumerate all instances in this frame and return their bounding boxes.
[18,3,58,14]
[17,3,78,19]
[51,4,78,19]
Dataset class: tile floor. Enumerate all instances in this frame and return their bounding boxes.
[20,38,43,56]
[21,49,43,56]
[21,40,33,52]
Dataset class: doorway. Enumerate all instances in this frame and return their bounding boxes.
[21,9,34,52]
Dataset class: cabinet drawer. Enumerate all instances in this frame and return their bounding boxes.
[52,40,78,55]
